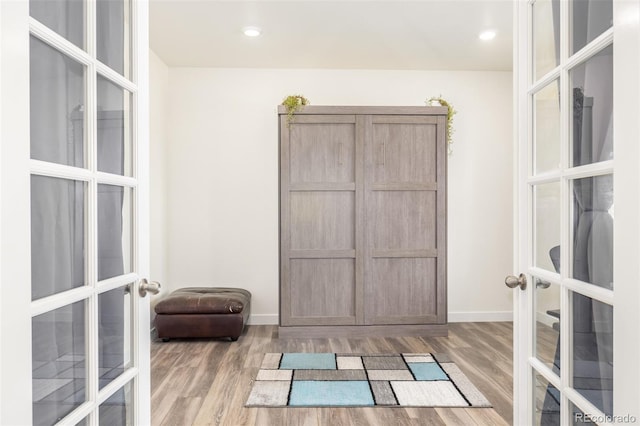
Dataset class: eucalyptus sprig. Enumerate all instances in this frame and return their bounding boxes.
[426,96,456,154]
[282,95,310,126]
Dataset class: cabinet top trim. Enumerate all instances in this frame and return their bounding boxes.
[277,105,448,115]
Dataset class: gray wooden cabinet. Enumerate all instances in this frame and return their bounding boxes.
[279,106,448,337]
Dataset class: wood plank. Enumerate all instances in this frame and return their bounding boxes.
[434,407,480,425]
[159,397,203,426]
[405,408,447,426]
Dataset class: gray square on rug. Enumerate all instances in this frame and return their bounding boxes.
[362,356,407,370]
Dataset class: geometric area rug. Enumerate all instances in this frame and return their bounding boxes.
[245,353,491,408]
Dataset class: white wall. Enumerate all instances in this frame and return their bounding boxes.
[149,50,169,315]
[153,66,515,324]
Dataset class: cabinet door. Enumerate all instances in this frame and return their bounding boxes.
[364,115,447,325]
[280,115,364,326]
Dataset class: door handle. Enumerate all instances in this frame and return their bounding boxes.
[505,273,527,290]
[139,278,161,297]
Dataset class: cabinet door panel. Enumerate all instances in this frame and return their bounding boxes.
[369,191,437,250]
[290,192,355,250]
[290,122,355,184]
[368,258,438,324]
[371,119,438,184]
[288,259,356,325]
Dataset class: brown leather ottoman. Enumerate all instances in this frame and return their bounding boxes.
[154,287,251,341]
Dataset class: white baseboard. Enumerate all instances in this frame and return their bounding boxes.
[448,311,513,322]
[248,314,279,325]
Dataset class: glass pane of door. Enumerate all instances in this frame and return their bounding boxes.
[535,279,560,371]
[571,0,612,54]
[97,76,132,176]
[98,185,133,281]
[533,0,560,80]
[31,176,86,300]
[30,0,85,49]
[30,36,85,168]
[533,80,560,174]
[534,372,560,425]
[533,182,561,273]
[571,292,613,415]
[99,381,133,424]
[570,45,613,167]
[97,0,131,78]
[32,301,86,425]
[98,284,133,390]
[571,175,613,289]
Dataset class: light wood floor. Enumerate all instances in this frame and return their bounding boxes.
[151,322,514,426]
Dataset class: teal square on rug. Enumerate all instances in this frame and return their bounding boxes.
[408,362,449,380]
[289,381,374,406]
[279,353,336,370]
[246,352,493,408]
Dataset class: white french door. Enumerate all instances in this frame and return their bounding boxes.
[513,0,640,425]
[0,0,151,424]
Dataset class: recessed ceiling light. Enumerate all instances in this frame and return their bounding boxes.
[243,27,262,37]
[479,30,497,41]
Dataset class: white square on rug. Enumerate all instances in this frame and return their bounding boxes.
[336,356,364,370]
[246,381,290,406]
[391,381,469,406]
[256,369,293,381]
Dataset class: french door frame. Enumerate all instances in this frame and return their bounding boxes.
[0,0,151,424]
[513,0,640,424]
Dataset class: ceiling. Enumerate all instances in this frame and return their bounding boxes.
[149,1,513,71]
